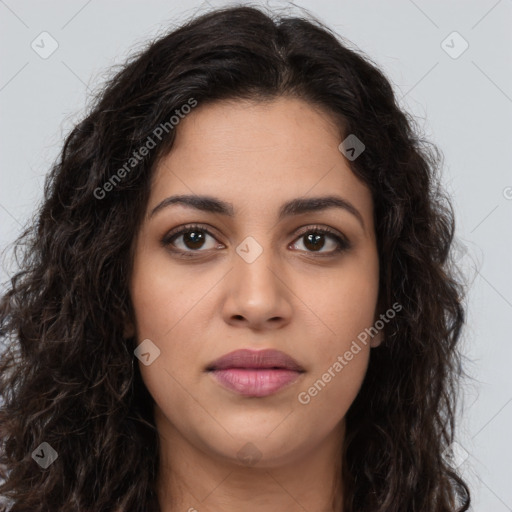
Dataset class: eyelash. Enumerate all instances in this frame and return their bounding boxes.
[161,223,352,258]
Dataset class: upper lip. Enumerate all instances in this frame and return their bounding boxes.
[206,349,305,372]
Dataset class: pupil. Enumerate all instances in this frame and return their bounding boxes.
[305,233,324,251]
[185,231,204,249]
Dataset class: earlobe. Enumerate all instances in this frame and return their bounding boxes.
[371,297,385,348]
[370,331,384,348]
[123,320,136,339]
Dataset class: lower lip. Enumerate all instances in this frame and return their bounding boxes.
[208,368,303,397]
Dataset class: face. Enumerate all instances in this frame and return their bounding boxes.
[127,97,382,469]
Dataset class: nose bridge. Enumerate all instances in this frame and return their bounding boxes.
[233,232,281,298]
[222,231,291,326]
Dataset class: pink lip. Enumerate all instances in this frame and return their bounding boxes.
[206,348,304,371]
[206,349,305,397]
[209,368,303,397]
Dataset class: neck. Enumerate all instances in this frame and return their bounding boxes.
[155,408,345,512]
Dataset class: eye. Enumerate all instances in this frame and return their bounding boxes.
[290,225,351,256]
[161,224,351,258]
[161,224,222,256]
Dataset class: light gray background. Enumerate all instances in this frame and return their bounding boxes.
[1,0,511,509]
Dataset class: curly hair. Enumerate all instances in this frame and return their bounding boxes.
[0,5,471,511]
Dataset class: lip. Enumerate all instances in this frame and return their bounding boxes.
[206,349,305,397]
[206,348,304,372]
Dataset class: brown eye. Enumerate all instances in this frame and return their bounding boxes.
[175,229,208,250]
[161,224,351,259]
[291,226,351,255]
[162,224,222,255]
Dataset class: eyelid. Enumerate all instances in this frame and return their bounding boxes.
[293,224,347,240]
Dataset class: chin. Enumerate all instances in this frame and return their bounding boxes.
[196,423,313,469]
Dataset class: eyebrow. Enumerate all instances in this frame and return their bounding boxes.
[149,194,365,230]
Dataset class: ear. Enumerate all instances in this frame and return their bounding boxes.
[370,327,384,348]
[370,296,385,348]
[123,317,136,339]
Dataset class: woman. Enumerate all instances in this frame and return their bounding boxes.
[0,5,471,511]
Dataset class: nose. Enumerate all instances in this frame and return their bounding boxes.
[221,245,293,331]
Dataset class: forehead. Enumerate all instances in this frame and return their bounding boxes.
[149,97,373,227]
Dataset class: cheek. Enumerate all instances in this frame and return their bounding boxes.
[296,333,371,420]
[129,249,205,396]
[294,256,378,409]
[133,310,206,435]
[301,259,379,352]
[130,271,207,388]
[129,242,208,341]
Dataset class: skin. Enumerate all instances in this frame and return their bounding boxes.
[126,96,383,512]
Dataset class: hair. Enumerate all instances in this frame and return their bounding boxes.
[0,4,471,511]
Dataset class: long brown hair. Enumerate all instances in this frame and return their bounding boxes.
[0,5,470,511]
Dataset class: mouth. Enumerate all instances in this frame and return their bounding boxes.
[206,349,305,397]
[206,348,304,372]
